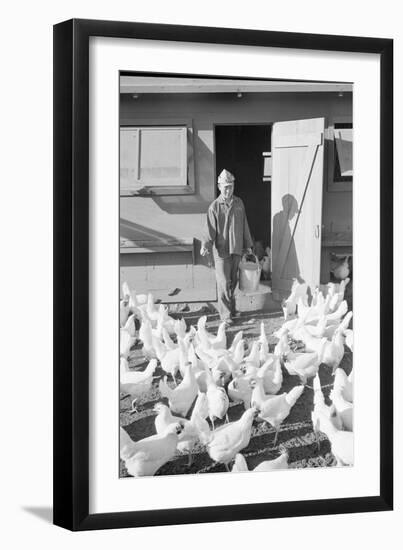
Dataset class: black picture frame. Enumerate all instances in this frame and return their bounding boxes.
[53,18,393,531]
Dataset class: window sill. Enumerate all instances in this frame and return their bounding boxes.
[322,232,352,247]
[120,186,195,197]
[327,180,353,193]
[120,238,194,255]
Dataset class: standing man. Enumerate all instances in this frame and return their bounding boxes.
[200,169,254,325]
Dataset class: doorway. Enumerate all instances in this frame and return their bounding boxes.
[215,124,272,249]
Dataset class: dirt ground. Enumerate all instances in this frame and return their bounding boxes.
[120,308,353,477]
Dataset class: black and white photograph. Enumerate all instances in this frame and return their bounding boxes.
[119,74,354,478]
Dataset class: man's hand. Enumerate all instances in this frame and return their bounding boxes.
[200,245,209,257]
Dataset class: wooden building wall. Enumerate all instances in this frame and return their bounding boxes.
[120,91,352,301]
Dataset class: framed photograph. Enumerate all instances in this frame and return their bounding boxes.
[53,19,393,531]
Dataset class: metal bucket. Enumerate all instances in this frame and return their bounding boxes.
[239,253,261,293]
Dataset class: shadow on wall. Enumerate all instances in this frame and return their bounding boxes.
[151,194,209,215]
[22,506,53,524]
[272,194,301,282]
[120,219,182,244]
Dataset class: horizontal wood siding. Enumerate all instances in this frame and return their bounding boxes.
[120,251,216,302]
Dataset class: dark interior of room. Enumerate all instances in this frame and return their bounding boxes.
[215,124,272,250]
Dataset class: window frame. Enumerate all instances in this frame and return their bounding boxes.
[119,119,196,196]
[327,116,353,192]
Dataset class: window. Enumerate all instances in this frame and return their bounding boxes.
[327,119,353,192]
[333,122,353,182]
[120,125,195,195]
[262,151,272,182]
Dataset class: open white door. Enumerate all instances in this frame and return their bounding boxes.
[271,118,325,299]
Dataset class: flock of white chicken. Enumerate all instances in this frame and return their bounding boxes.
[120,278,353,477]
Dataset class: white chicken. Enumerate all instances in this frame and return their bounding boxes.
[195,344,228,363]
[174,317,187,340]
[294,327,327,357]
[302,316,327,338]
[321,329,346,372]
[282,279,309,319]
[121,280,131,301]
[191,358,219,394]
[273,333,291,358]
[154,402,186,435]
[195,315,213,348]
[333,368,354,403]
[158,304,176,334]
[347,369,354,401]
[151,335,168,362]
[120,424,183,477]
[120,296,130,328]
[183,325,197,346]
[229,330,243,353]
[122,281,147,308]
[123,313,137,339]
[120,358,158,411]
[250,379,305,446]
[311,374,353,466]
[330,368,353,431]
[273,320,296,340]
[153,402,209,465]
[244,340,261,369]
[120,327,136,360]
[232,451,289,473]
[227,367,256,409]
[334,277,350,308]
[310,287,321,308]
[211,356,232,386]
[188,342,200,368]
[333,367,353,401]
[178,339,190,378]
[325,300,348,324]
[330,387,353,432]
[162,327,177,351]
[258,323,269,364]
[284,351,322,385]
[159,362,198,417]
[160,347,181,385]
[205,370,229,429]
[227,379,249,409]
[258,356,283,395]
[146,293,161,325]
[231,338,245,366]
[210,322,227,350]
[138,318,157,359]
[344,329,353,352]
[206,408,259,470]
[300,294,332,323]
[192,391,210,421]
[319,310,352,340]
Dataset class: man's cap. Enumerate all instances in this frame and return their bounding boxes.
[218,169,235,185]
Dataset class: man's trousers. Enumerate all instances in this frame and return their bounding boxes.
[214,254,241,320]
